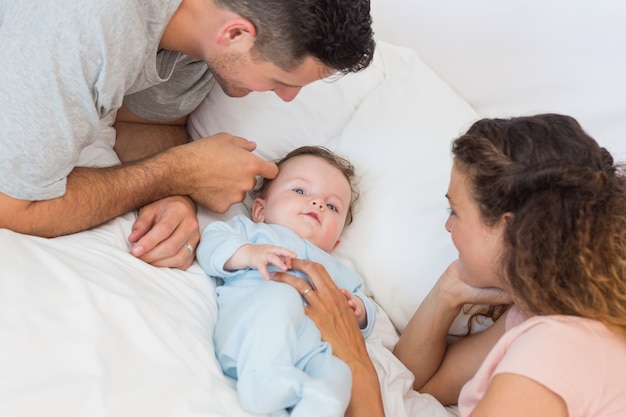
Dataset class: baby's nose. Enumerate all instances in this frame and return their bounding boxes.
[311,200,324,210]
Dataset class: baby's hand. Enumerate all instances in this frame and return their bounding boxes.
[230,244,296,280]
[340,289,368,329]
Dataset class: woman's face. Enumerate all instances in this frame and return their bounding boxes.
[445,165,506,289]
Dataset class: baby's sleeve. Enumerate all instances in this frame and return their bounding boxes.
[196,216,251,280]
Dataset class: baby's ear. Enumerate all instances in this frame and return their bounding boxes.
[331,239,341,252]
[251,198,265,222]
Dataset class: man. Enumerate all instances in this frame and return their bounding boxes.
[0,0,374,269]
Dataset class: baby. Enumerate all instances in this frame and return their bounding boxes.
[197,146,375,417]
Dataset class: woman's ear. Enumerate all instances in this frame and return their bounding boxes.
[251,198,266,222]
[216,17,256,48]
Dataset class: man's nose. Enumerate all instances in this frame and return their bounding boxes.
[274,86,301,102]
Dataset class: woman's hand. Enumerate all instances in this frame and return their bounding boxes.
[271,258,385,417]
[438,260,512,309]
[271,258,364,361]
[394,260,511,405]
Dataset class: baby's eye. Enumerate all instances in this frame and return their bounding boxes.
[327,203,338,212]
[293,188,305,195]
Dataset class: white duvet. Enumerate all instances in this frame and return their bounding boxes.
[0,213,450,417]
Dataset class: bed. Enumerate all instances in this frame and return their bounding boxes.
[2,2,625,416]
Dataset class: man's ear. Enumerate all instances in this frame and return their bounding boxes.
[251,198,266,222]
[216,18,256,48]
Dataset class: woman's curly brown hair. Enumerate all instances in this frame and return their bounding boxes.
[452,114,626,337]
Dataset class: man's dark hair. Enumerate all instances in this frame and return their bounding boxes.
[215,0,375,73]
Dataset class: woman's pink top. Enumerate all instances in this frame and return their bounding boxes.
[458,306,626,416]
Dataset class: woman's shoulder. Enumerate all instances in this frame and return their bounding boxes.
[494,314,626,415]
[504,314,626,360]
[515,314,624,343]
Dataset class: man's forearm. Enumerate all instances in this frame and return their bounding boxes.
[114,121,189,163]
[2,132,274,237]
[0,153,181,237]
[113,102,189,163]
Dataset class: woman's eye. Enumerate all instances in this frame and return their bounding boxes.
[293,188,305,195]
[327,204,338,212]
[447,207,457,216]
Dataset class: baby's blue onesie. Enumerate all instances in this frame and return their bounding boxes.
[197,215,375,417]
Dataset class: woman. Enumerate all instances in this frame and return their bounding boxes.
[274,114,626,416]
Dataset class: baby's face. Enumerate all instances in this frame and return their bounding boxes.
[252,155,352,252]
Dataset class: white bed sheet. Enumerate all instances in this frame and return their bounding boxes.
[0,212,449,417]
[1,214,239,416]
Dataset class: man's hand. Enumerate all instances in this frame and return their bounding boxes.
[0,129,277,244]
[168,134,279,213]
[129,195,199,270]
[114,107,278,269]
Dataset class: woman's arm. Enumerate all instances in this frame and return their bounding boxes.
[272,258,385,417]
[469,373,567,417]
[394,261,511,405]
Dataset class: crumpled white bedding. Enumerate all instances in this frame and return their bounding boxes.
[0,212,450,417]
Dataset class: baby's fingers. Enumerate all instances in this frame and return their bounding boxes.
[273,247,297,260]
[339,288,352,302]
[259,264,272,281]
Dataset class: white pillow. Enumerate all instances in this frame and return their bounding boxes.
[188,41,478,332]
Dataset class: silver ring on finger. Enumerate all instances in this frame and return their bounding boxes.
[183,242,194,254]
[301,286,314,296]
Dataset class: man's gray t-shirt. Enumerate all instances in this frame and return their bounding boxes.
[0,0,215,200]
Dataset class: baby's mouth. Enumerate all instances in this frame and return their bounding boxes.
[303,211,320,223]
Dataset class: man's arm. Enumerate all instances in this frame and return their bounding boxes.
[114,103,189,162]
[0,152,181,237]
[113,103,200,269]
[0,134,279,238]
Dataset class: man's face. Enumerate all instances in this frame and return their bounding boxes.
[206,50,336,102]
